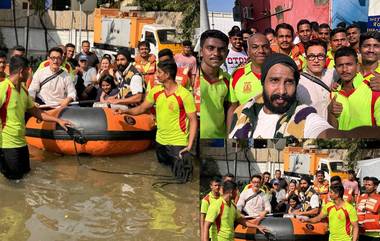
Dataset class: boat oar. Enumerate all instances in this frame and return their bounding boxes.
[38,100,98,109]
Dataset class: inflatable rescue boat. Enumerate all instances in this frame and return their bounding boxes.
[235,217,329,241]
[26,107,156,156]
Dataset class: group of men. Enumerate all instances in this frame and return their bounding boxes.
[197,20,380,139]
[0,38,199,180]
[201,170,380,241]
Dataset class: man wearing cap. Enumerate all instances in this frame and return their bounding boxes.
[229,53,380,139]
[29,47,76,107]
[75,54,97,100]
[106,48,144,107]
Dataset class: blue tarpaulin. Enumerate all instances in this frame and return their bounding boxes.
[332,0,369,31]
[0,0,11,9]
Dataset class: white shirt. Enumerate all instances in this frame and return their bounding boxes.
[237,188,271,218]
[29,66,76,105]
[252,105,333,138]
[223,48,248,75]
[297,69,335,120]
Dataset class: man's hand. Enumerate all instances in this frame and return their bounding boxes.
[331,82,340,91]
[369,72,380,91]
[57,119,72,131]
[256,225,269,234]
[329,95,343,117]
[59,98,72,107]
[179,146,191,159]
[107,98,120,104]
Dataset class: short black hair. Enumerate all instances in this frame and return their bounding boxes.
[138,41,150,50]
[337,22,347,29]
[316,170,325,176]
[48,47,63,56]
[251,174,262,181]
[300,176,311,185]
[241,29,253,35]
[319,23,330,30]
[263,171,271,176]
[359,31,380,47]
[82,40,90,45]
[228,29,243,38]
[264,28,275,36]
[330,27,346,39]
[288,193,300,204]
[297,19,311,31]
[346,23,361,32]
[182,40,192,46]
[330,175,342,184]
[0,51,7,59]
[223,173,235,180]
[330,184,345,198]
[9,56,29,75]
[368,177,379,186]
[210,176,222,184]
[99,74,116,90]
[200,30,229,48]
[157,60,177,81]
[275,169,281,173]
[275,23,294,37]
[334,46,357,63]
[310,21,319,32]
[12,45,26,52]
[348,170,355,175]
[65,43,75,49]
[223,180,237,193]
[158,48,174,60]
[305,39,328,54]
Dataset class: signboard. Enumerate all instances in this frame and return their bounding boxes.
[0,0,11,9]
[368,15,380,31]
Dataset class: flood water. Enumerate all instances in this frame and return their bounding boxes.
[0,146,199,241]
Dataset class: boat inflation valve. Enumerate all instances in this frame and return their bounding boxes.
[66,126,87,145]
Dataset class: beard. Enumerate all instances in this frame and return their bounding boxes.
[117,64,127,73]
[263,88,297,114]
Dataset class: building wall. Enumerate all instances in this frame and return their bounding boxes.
[208,11,241,35]
[239,0,330,32]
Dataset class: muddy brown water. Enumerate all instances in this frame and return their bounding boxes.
[0,146,199,241]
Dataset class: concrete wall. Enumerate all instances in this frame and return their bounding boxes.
[208,11,241,35]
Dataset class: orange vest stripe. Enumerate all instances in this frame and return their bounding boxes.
[215,202,225,233]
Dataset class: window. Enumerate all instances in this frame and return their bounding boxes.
[145,31,156,46]
[157,30,181,44]
[320,163,329,173]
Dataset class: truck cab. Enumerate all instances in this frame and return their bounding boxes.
[317,159,348,181]
[141,24,182,57]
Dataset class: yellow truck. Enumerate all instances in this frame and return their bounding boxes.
[93,8,182,58]
[283,147,348,181]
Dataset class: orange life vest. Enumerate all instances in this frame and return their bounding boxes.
[313,180,329,203]
[134,54,156,87]
[356,193,380,233]
[343,188,355,204]
[175,66,191,89]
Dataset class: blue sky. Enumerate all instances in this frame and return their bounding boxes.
[207,0,235,13]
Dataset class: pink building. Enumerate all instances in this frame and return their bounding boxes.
[237,0,330,32]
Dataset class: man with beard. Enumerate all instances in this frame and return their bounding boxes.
[226,33,272,131]
[305,184,359,241]
[356,177,380,241]
[134,41,156,91]
[293,176,320,218]
[318,23,331,44]
[195,30,230,138]
[223,29,248,75]
[273,23,304,71]
[356,31,380,91]
[297,39,335,120]
[329,47,380,130]
[106,48,144,107]
[346,24,361,54]
[0,56,71,180]
[326,28,349,69]
[296,19,312,55]
[229,53,380,139]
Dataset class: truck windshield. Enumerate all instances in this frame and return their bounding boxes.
[330,162,345,172]
[157,30,181,44]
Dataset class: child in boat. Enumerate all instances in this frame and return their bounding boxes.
[286,193,302,214]
[96,74,119,102]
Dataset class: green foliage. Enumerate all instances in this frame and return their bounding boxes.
[134,0,200,41]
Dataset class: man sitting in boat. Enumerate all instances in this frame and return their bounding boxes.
[237,174,271,222]
[114,60,197,167]
[106,48,145,108]
[293,176,321,218]
[28,47,77,107]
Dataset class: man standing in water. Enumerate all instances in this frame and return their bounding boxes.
[114,60,197,167]
[304,184,359,241]
[0,56,71,180]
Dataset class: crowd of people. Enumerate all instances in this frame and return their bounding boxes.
[0,39,198,180]
[201,170,380,241]
[197,20,380,139]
